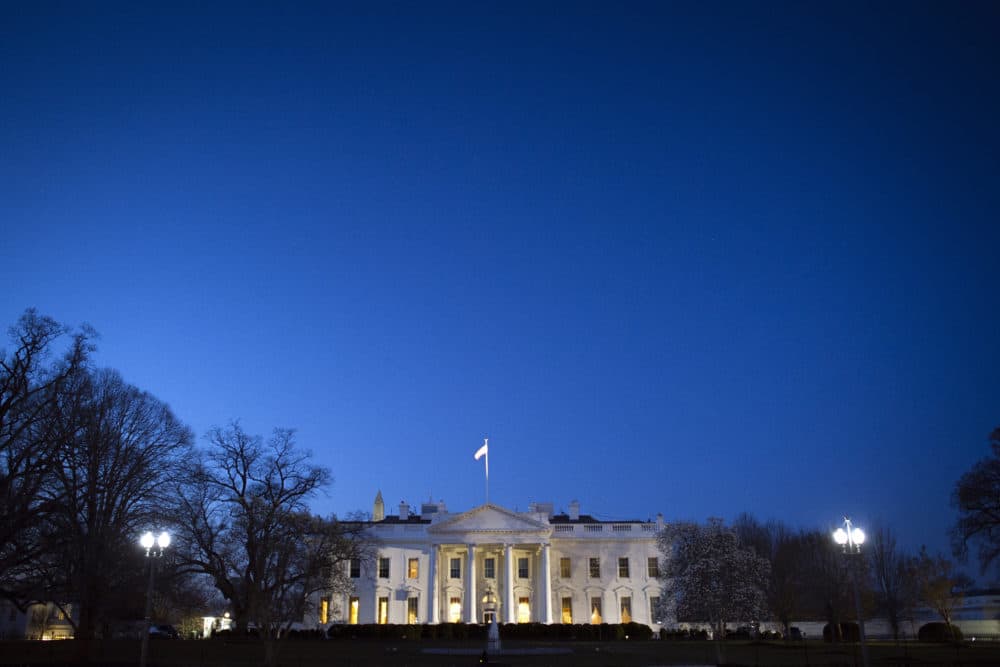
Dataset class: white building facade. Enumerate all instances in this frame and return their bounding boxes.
[328,496,665,628]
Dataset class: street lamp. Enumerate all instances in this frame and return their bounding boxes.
[833,517,868,667]
[139,531,170,667]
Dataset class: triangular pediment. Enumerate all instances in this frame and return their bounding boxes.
[428,503,552,536]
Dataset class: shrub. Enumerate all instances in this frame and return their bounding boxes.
[822,622,860,643]
[918,622,963,642]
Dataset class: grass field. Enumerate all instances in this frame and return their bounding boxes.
[2,638,998,667]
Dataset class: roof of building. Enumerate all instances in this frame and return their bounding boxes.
[549,513,650,524]
[373,514,432,525]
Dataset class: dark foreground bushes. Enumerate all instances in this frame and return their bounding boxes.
[660,627,710,640]
[918,622,963,642]
[324,621,653,641]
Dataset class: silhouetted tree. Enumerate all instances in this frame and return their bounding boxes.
[868,524,918,640]
[731,513,812,636]
[169,422,370,657]
[912,547,972,632]
[41,369,193,638]
[796,529,860,641]
[952,427,1000,574]
[0,309,91,601]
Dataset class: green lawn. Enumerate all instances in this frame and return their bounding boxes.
[2,638,998,666]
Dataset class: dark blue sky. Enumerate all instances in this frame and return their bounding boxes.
[3,2,998,564]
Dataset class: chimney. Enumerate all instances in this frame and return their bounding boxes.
[399,500,410,520]
[656,512,664,528]
[568,500,580,521]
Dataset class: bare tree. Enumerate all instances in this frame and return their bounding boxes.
[40,369,193,638]
[731,514,813,637]
[952,427,1000,574]
[0,309,91,601]
[912,546,971,634]
[795,529,858,640]
[767,526,810,637]
[170,422,369,655]
[869,524,918,640]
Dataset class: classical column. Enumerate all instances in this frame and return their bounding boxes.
[504,543,515,623]
[541,543,553,624]
[428,544,438,624]
[466,543,477,623]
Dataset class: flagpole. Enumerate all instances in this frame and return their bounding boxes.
[474,438,490,506]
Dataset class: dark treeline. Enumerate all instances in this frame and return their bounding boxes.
[0,309,370,643]
[655,509,985,642]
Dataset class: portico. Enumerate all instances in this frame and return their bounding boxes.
[426,504,555,624]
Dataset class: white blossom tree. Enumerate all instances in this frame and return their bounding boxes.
[658,518,770,639]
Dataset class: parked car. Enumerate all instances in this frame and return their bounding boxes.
[150,624,179,639]
[788,626,804,641]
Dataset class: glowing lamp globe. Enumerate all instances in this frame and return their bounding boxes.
[140,531,155,550]
[157,531,171,549]
[851,528,865,545]
[833,528,848,545]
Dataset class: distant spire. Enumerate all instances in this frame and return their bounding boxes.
[373,490,385,522]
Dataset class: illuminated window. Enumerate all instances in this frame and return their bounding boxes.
[319,599,328,624]
[517,597,530,623]
[408,558,419,579]
[649,596,660,623]
[620,597,632,623]
[449,597,462,622]
[450,558,461,579]
[560,557,571,578]
[618,557,630,578]
[484,557,495,579]
[349,558,360,578]
[561,597,573,624]
[407,597,419,624]
[590,598,602,624]
[378,557,390,579]
[517,557,529,579]
[589,558,600,579]
[349,597,359,625]
[377,596,389,624]
[647,557,659,578]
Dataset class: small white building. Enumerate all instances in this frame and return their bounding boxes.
[323,494,664,628]
[0,600,74,640]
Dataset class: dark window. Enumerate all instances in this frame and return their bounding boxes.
[618,557,630,578]
[378,557,390,579]
[647,557,659,578]
[518,557,529,578]
[349,558,361,578]
[589,557,600,579]
[450,557,461,579]
[484,557,495,579]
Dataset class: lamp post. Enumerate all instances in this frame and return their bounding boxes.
[139,531,170,667]
[833,517,869,667]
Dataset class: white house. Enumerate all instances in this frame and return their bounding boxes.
[322,494,665,628]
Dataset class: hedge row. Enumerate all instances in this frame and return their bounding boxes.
[917,622,963,642]
[324,622,653,641]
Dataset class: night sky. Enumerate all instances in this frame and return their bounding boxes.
[3,2,998,565]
